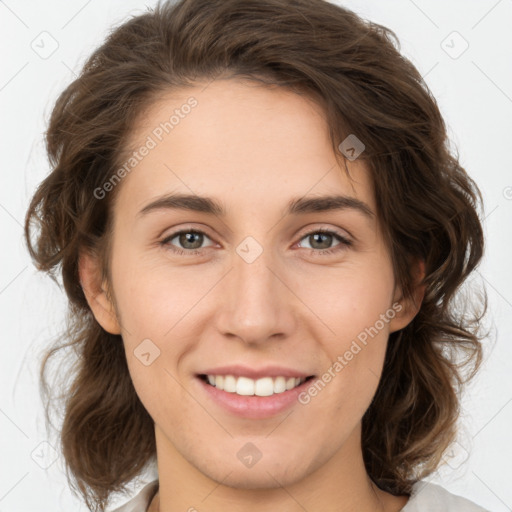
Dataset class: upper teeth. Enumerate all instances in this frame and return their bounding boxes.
[206,375,306,396]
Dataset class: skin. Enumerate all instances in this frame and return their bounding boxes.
[80,78,424,512]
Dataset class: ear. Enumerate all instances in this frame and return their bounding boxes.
[78,250,121,335]
[388,259,426,333]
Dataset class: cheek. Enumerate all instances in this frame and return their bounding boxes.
[306,262,395,345]
[303,263,395,406]
[110,252,203,342]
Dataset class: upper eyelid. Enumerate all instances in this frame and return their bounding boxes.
[161,226,216,243]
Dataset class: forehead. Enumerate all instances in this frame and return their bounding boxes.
[115,78,375,221]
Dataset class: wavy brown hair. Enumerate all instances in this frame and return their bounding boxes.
[24,0,488,510]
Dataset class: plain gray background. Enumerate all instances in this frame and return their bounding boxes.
[1,0,511,510]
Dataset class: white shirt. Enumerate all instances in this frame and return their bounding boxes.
[109,479,491,511]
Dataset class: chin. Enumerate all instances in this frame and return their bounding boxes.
[195,452,315,490]
[206,465,302,490]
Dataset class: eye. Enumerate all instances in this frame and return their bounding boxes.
[296,228,352,255]
[160,229,215,256]
[159,227,352,257]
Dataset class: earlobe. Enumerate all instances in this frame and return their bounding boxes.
[78,250,121,335]
[389,259,426,333]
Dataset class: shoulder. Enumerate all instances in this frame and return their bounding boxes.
[401,480,490,512]
[106,478,491,512]
[108,480,159,512]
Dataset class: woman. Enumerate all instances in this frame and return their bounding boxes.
[24,0,490,510]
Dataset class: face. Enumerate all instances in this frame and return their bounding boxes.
[83,78,416,489]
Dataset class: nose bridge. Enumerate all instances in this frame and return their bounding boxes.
[216,235,294,344]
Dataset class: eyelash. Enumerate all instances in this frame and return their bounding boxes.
[159,228,352,257]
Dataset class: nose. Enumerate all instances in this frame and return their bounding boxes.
[214,239,297,346]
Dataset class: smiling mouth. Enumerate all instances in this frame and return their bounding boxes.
[198,374,316,397]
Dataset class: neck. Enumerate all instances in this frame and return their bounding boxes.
[150,424,408,512]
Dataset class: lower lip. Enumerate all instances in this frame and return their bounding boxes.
[196,376,315,419]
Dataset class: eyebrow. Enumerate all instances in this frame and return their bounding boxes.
[137,193,374,220]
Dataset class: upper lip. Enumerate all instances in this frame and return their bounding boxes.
[198,364,315,380]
